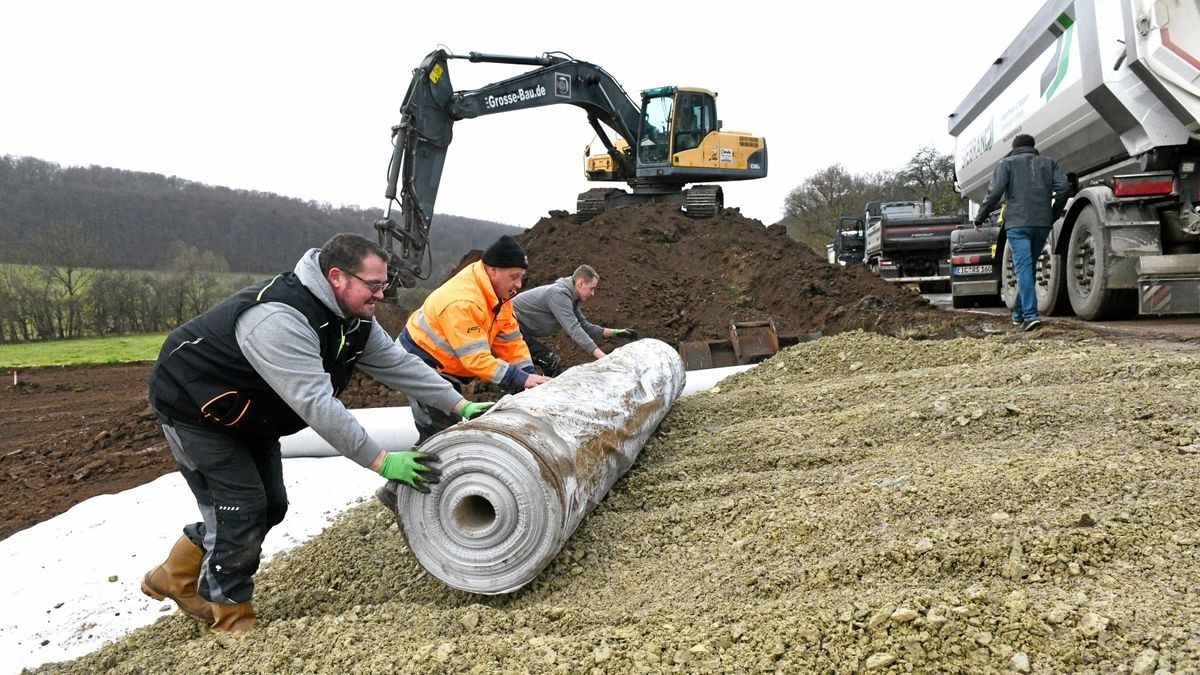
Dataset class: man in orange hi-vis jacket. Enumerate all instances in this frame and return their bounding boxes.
[377,235,552,510]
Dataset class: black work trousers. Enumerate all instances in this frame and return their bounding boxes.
[160,420,288,604]
[523,336,564,377]
[409,374,466,445]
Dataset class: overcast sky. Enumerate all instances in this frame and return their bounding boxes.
[2,0,1047,229]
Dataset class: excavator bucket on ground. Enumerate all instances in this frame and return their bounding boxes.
[677,319,818,371]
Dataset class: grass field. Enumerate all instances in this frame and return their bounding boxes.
[0,333,167,368]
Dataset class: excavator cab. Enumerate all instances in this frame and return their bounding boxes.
[629,87,720,168]
[585,85,765,188]
[637,87,717,165]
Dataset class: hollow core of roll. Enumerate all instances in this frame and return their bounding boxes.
[454,494,497,534]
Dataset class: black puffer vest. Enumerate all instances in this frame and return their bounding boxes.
[149,273,370,438]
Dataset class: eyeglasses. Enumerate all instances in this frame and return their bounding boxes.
[340,268,390,294]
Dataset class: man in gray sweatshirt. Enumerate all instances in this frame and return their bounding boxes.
[143,233,489,632]
[512,265,638,376]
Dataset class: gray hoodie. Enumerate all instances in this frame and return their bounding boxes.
[512,277,604,353]
[233,249,461,468]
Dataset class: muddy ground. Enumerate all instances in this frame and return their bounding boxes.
[1,204,987,539]
[7,201,1200,671]
[30,330,1200,674]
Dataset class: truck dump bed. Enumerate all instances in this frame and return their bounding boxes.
[861,201,963,287]
[876,214,964,251]
[950,0,1200,202]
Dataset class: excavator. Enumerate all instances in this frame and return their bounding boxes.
[374,49,768,289]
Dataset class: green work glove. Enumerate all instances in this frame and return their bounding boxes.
[613,328,640,340]
[378,451,440,493]
[460,401,493,420]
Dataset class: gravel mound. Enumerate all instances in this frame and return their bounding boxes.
[33,332,1200,673]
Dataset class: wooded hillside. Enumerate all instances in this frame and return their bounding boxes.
[0,155,522,286]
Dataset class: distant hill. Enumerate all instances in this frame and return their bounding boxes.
[0,155,522,288]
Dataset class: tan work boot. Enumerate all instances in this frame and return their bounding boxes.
[140,535,215,624]
[211,601,255,632]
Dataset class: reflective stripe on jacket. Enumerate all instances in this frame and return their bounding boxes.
[404,261,533,387]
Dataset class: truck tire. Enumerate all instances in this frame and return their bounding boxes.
[1000,239,1017,311]
[1003,234,1071,316]
[1037,244,1070,316]
[951,292,972,308]
[1066,205,1137,320]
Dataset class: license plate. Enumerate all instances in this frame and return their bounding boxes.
[954,265,992,275]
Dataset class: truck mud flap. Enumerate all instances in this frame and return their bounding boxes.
[1139,277,1200,314]
[1136,255,1200,314]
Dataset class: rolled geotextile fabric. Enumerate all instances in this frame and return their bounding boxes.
[395,338,686,594]
[278,365,750,459]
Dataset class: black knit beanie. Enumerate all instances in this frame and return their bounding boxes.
[482,235,528,269]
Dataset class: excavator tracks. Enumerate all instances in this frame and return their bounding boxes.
[575,185,725,221]
[576,188,622,222]
[684,185,723,219]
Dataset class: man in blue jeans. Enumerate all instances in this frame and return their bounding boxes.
[974,134,1069,331]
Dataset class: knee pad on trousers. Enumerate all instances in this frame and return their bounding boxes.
[224,536,264,578]
[264,496,288,529]
[542,353,564,377]
[212,497,268,573]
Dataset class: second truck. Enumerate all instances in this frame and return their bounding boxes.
[837,199,964,292]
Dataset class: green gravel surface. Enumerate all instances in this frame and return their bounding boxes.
[32,331,1200,674]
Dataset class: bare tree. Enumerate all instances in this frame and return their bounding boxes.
[164,241,232,320]
[899,146,962,215]
[0,267,32,342]
[783,164,907,252]
[24,220,96,339]
[85,270,158,336]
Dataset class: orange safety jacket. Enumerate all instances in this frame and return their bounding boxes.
[403,261,534,388]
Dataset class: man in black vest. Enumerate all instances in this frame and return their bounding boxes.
[142,233,490,631]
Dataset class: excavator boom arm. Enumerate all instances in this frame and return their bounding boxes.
[450,52,641,140]
[376,50,642,289]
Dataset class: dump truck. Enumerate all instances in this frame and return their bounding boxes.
[949,0,1200,319]
[826,224,865,266]
[839,199,963,291]
[950,223,1002,307]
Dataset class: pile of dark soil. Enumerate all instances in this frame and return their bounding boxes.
[514,204,976,367]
